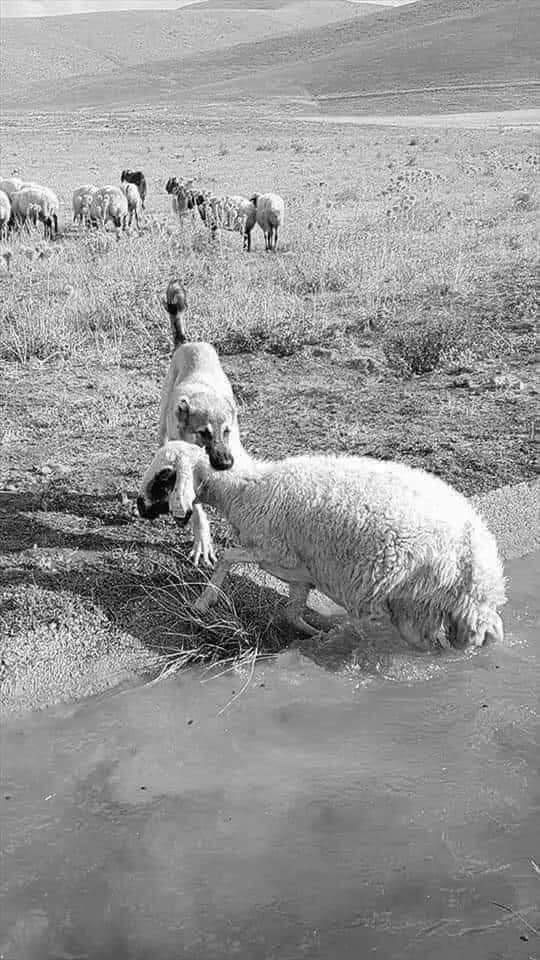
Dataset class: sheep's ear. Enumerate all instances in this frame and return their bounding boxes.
[176,397,190,427]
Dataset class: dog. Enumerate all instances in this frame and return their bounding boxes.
[158,279,240,468]
[148,279,242,564]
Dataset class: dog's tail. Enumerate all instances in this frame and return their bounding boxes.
[163,279,188,347]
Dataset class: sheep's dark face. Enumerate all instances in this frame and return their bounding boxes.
[137,465,175,520]
[138,444,198,525]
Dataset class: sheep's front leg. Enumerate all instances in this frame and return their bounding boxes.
[190,503,216,567]
[194,547,258,613]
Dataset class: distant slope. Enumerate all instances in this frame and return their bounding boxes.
[0,1,375,98]
[189,0,540,106]
[2,0,538,113]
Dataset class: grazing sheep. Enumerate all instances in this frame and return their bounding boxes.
[121,169,147,209]
[0,246,12,273]
[198,193,254,244]
[165,177,196,219]
[121,181,142,229]
[89,185,128,232]
[224,194,254,235]
[72,184,98,226]
[245,192,284,252]
[0,177,24,199]
[11,184,59,239]
[138,442,506,650]
[0,190,11,239]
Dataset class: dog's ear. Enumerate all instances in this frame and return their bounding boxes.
[176,397,190,428]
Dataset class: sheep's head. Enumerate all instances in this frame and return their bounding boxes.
[165,177,180,195]
[137,441,200,525]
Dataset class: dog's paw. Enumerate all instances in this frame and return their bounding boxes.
[190,537,217,568]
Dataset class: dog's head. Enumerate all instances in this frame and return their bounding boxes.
[175,393,236,471]
[137,442,198,524]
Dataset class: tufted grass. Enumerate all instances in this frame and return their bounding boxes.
[1,177,536,370]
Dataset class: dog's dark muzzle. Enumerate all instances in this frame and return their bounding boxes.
[207,443,234,471]
[137,496,170,520]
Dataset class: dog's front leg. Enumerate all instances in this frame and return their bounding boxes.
[190,503,216,567]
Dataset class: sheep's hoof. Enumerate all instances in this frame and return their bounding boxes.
[279,609,319,637]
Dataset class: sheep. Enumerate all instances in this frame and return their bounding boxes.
[138,442,506,650]
[0,246,12,273]
[72,184,98,226]
[89,185,128,232]
[165,177,195,219]
[121,181,142,229]
[0,190,11,240]
[121,169,147,209]
[10,184,59,239]
[0,177,24,199]
[199,193,254,243]
[245,192,284,252]
[224,195,254,236]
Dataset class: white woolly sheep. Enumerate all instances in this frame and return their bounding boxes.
[121,169,147,209]
[72,184,98,226]
[121,181,142,229]
[90,185,128,232]
[138,442,506,650]
[11,184,59,239]
[245,192,284,252]
[0,190,11,239]
[0,177,24,199]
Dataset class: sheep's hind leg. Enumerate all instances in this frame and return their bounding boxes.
[281,582,319,637]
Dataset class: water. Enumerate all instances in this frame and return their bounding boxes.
[1,554,538,960]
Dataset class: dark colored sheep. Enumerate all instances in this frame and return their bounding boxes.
[121,169,147,209]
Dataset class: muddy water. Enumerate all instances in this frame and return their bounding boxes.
[1,554,539,960]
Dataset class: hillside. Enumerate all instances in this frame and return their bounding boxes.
[0,1,376,100]
[2,0,538,113]
[188,0,540,111]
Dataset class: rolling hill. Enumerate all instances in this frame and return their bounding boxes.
[1,0,538,113]
[0,1,377,100]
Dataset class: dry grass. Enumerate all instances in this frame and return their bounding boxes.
[1,177,536,368]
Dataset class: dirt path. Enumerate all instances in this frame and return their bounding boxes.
[295,107,540,129]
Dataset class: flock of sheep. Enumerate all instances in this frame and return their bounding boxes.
[165,176,285,251]
[0,167,285,253]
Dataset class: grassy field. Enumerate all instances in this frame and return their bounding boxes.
[0,111,538,711]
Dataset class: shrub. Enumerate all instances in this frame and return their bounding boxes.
[383,317,461,375]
